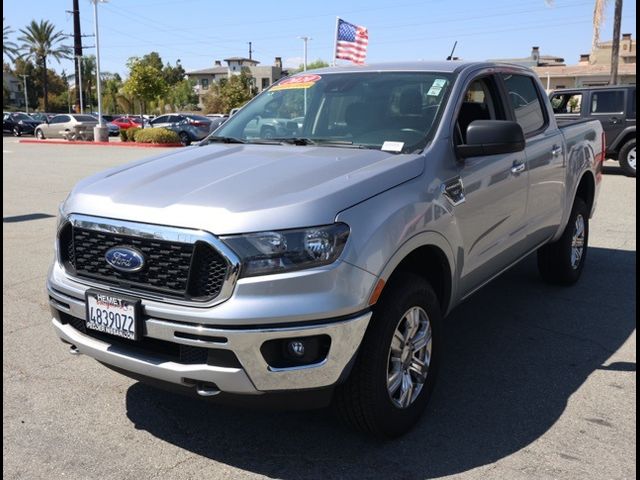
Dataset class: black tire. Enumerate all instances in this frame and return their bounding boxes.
[618,139,636,177]
[12,126,21,137]
[333,272,441,437]
[179,132,191,146]
[537,197,589,285]
[35,128,45,140]
[261,126,275,139]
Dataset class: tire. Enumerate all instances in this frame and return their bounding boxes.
[333,272,441,437]
[35,129,45,140]
[261,126,275,139]
[537,197,589,285]
[179,132,191,146]
[12,127,21,137]
[618,139,636,177]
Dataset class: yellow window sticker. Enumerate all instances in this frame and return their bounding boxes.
[271,74,322,91]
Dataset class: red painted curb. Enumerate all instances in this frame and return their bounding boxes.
[18,139,183,148]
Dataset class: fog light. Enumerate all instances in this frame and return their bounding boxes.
[287,340,306,357]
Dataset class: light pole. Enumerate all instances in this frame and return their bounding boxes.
[76,55,84,113]
[92,0,108,142]
[19,75,29,113]
[298,36,312,71]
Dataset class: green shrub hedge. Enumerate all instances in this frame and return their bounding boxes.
[119,129,128,142]
[126,127,141,142]
[134,128,181,144]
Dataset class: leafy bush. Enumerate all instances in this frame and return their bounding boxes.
[126,127,141,142]
[134,127,181,144]
[119,129,129,142]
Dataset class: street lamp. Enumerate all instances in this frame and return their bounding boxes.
[76,55,84,113]
[92,0,108,142]
[19,75,29,113]
[298,36,312,71]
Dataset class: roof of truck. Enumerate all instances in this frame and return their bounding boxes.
[306,60,530,75]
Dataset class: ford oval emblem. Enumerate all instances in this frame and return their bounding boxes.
[105,246,145,272]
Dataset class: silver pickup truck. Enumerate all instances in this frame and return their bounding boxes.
[48,61,604,437]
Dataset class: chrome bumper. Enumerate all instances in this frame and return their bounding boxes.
[49,284,371,394]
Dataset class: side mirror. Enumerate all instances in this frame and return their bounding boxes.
[456,120,525,158]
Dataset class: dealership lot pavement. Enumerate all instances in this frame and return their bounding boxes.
[3,136,636,480]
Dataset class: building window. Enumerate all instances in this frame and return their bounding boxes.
[201,79,209,90]
[261,78,270,89]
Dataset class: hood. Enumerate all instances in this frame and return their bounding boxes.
[65,144,424,235]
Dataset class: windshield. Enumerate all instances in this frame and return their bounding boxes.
[212,71,453,152]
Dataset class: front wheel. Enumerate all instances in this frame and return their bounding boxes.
[179,132,191,146]
[35,129,45,140]
[537,197,589,285]
[333,272,441,437]
[12,126,21,137]
[618,139,636,177]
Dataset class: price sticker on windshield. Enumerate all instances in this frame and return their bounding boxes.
[271,74,322,91]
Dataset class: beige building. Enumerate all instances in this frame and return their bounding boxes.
[186,57,288,108]
[533,34,636,90]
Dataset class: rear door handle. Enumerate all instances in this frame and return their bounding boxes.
[511,161,526,175]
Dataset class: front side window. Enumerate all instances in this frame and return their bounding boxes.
[551,93,583,114]
[590,90,625,113]
[455,77,504,144]
[213,71,453,153]
[502,73,546,135]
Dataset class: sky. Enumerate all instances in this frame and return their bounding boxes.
[3,0,637,79]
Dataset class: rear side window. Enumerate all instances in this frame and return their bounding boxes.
[501,74,546,135]
[590,91,625,113]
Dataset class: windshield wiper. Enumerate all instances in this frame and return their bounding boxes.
[271,137,317,146]
[200,135,246,145]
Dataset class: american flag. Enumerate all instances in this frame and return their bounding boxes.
[335,18,369,65]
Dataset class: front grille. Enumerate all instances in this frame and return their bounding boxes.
[59,223,228,302]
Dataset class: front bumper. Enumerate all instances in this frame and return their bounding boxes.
[48,282,371,395]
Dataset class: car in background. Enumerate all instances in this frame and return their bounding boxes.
[111,116,144,130]
[206,115,228,132]
[550,85,636,176]
[34,114,98,140]
[3,112,41,136]
[30,112,56,124]
[148,113,212,145]
[89,115,120,137]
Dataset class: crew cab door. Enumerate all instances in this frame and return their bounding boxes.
[587,88,627,150]
[501,72,565,247]
[451,74,529,296]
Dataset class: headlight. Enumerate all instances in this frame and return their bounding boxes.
[222,223,350,278]
[57,202,68,231]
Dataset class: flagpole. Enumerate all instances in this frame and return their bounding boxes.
[332,17,340,66]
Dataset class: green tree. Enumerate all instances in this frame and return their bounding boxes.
[102,73,124,114]
[292,59,329,74]
[12,58,39,110]
[162,60,186,86]
[81,55,97,110]
[123,57,167,114]
[166,78,198,111]
[203,70,255,114]
[137,51,163,72]
[18,20,71,111]
[3,18,19,61]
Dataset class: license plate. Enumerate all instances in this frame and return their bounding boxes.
[85,290,140,340]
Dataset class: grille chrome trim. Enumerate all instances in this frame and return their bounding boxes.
[61,214,241,308]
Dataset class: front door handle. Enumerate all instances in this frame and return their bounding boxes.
[511,161,526,175]
[551,145,563,157]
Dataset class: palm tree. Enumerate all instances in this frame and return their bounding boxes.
[81,55,96,110]
[591,0,609,61]
[3,18,19,61]
[18,20,71,111]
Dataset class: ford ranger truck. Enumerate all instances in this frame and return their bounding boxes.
[48,62,604,437]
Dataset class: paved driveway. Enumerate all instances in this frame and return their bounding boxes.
[3,137,636,480]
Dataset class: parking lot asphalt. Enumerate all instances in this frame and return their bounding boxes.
[2,136,636,480]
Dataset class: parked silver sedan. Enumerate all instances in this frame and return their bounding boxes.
[34,114,98,140]
[148,113,212,145]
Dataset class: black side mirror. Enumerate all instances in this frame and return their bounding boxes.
[456,120,525,158]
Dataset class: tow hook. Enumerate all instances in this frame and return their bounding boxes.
[196,383,221,397]
[69,345,81,355]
